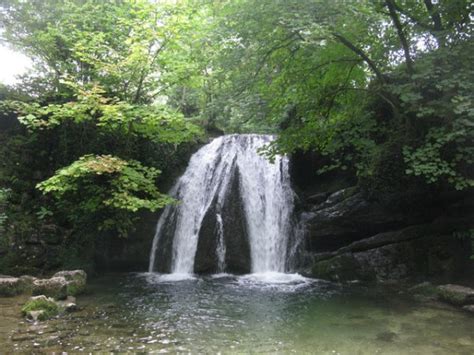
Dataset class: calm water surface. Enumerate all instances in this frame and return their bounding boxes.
[1,272,473,354]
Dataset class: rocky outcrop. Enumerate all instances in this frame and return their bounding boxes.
[304,187,418,252]
[308,219,471,282]
[194,202,220,273]
[297,177,473,284]
[220,169,251,274]
[0,270,87,300]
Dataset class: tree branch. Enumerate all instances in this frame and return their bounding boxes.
[385,0,414,74]
[332,33,386,84]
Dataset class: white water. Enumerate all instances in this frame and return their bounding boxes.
[149,134,296,274]
[215,213,226,273]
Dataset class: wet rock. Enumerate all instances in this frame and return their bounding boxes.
[305,188,409,252]
[150,208,178,273]
[310,220,470,282]
[438,284,474,306]
[306,192,330,205]
[221,168,251,274]
[194,201,220,273]
[53,270,87,295]
[0,277,22,296]
[194,165,251,274]
[32,276,68,300]
[56,296,78,312]
[26,310,46,322]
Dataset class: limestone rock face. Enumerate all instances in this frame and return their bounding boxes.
[32,276,68,300]
[438,284,474,306]
[53,270,87,295]
[220,169,251,274]
[309,221,470,282]
[305,188,409,252]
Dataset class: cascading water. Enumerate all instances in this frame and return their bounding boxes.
[148,134,297,275]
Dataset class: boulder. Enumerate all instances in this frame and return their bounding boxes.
[26,310,46,322]
[438,284,474,306]
[32,276,68,300]
[53,270,87,295]
[0,277,22,296]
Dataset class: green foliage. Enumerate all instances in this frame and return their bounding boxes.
[398,43,474,190]
[207,0,473,193]
[0,0,472,274]
[0,0,203,249]
[0,188,10,233]
[12,81,203,143]
[21,298,59,321]
[37,155,174,236]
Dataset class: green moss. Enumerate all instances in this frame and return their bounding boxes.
[21,298,59,320]
[311,255,363,282]
[66,282,83,296]
[438,287,469,305]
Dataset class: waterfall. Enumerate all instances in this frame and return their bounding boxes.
[148,134,297,274]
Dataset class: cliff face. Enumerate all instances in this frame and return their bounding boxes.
[290,151,474,283]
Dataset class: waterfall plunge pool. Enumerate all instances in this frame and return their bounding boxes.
[2,272,474,353]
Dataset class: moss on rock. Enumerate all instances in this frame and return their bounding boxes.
[21,295,59,321]
[53,270,87,296]
[0,277,22,296]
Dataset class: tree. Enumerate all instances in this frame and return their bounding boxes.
[199,0,473,190]
[0,0,204,238]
